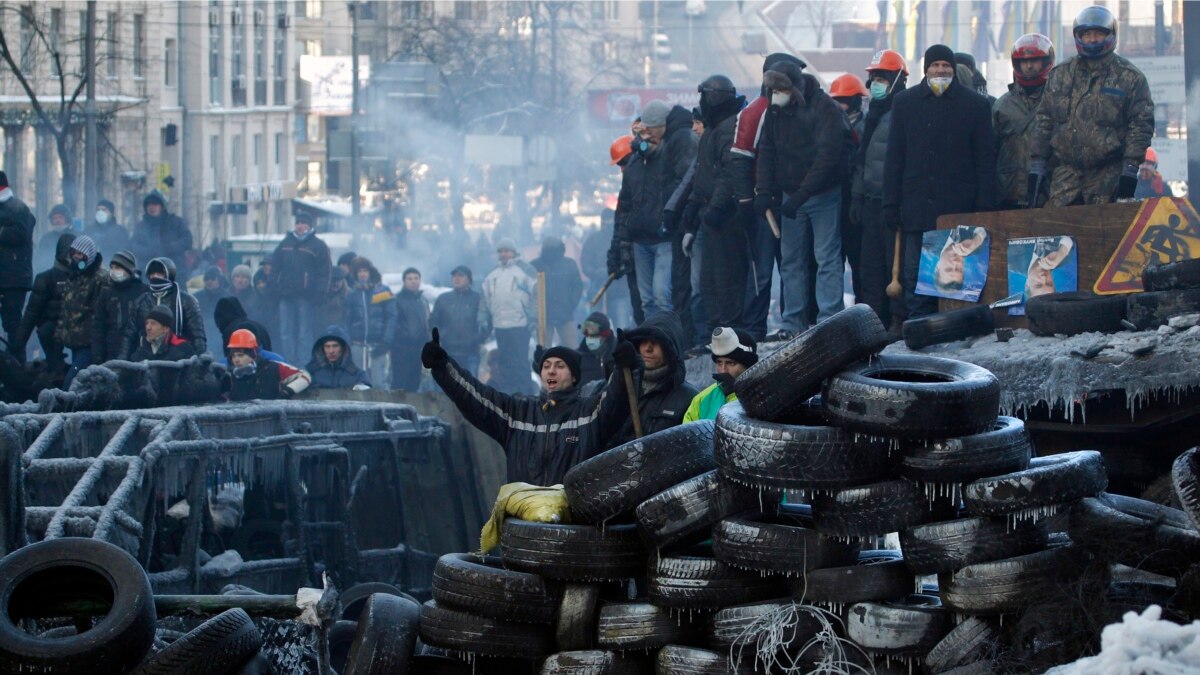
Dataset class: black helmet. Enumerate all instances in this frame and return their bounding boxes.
[698,74,736,108]
[1073,5,1116,58]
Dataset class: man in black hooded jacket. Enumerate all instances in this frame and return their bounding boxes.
[91,250,147,363]
[423,328,641,485]
[15,233,74,371]
[679,75,747,334]
[121,257,206,358]
[130,190,193,280]
[607,311,697,447]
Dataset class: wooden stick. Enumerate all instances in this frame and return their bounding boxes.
[765,210,781,239]
[623,367,643,439]
[590,273,617,307]
[537,271,547,346]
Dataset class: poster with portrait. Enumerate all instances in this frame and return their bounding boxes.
[1007,236,1078,315]
[915,226,991,302]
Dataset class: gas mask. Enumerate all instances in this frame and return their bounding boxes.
[770,91,792,107]
[928,77,953,96]
[585,336,602,351]
[110,268,129,283]
[232,363,258,379]
[95,210,110,224]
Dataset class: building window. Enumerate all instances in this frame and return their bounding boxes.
[253,133,262,176]
[231,1,247,106]
[105,12,118,78]
[164,38,176,86]
[400,1,430,21]
[274,132,284,179]
[209,2,222,104]
[253,1,267,104]
[306,161,322,193]
[133,14,145,78]
[231,134,242,186]
[19,5,34,73]
[209,136,220,192]
[273,0,287,105]
[305,0,321,19]
[294,115,307,144]
[304,39,322,56]
[78,10,86,72]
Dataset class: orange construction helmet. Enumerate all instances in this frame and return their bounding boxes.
[1145,147,1158,164]
[610,135,634,165]
[227,328,259,351]
[866,49,909,76]
[830,73,870,98]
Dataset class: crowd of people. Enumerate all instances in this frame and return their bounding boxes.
[0,6,1176,478]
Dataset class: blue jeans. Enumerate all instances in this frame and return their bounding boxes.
[277,297,315,364]
[779,188,844,332]
[741,212,781,341]
[64,346,92,388]
[633,241,673,318]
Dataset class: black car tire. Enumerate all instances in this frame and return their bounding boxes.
[735,304,889,421]
[1069,493,1200,577]
[418,600,552,658]
[712,513,859,575]
[791,557,916,606]
[655,645,755,675]
[564,422,715,525]
[595,602,703,651]
[900,517,1048,575]
[648,554,786,610]
[902,306,995,350]
[1126,287,1200,330]
[923,617,1002,674]
[340,583,413,622]
[539,650,646,674]
[810,479,928,537]
[501,520,644,581]
[432,553,559,624]
[1142,258,1200,292]
[822,355,1001,439]
[0,538,157,675]
[844,597,951,656]
[708,600,820,651]
[635,470,766,550]
[963,451,1108,518]
[555,584,600,652]
[1171,448,1200,532]
[1025,292,1128,336]
[901,417,1032,484]
[343,594,421,675]
[133,608,261,675]
[714,402,892,490]
[938,546,1086,615]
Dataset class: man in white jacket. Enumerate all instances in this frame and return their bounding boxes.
[482,238,538,394]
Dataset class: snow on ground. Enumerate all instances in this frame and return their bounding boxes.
[1046,605,1200,674]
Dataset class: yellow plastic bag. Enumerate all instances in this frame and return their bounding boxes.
[478,482,572,554]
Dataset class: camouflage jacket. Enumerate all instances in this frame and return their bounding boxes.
[993,84,1044,207]
[55,259,110,348]
[1031,52,1154,170]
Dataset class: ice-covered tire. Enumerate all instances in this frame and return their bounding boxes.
[790,554,916,606]
[963,451,1108,518]
[1143,258,1200,292]
[595,602,703,650]
[714,402,892,490]
[0,538,157,675]
[1171,448,1200,532]
[901,417,1031,483]
[1126,287,1200,330]
[1025,292,1127,336]
[648,554,786,610]
[902,306,995,350]
[418,600,552,657]
[939,546,1087,615]
[432,553,559,624]
[340,582,414,621]
[539,650,644,674]
[655,645,755,675]
[845,597,951,656]
[708,600,820,651]
[712,513,859,574]
[734,304,890,421]
[810,479,928,537]
[822,355,1001,439]
[1068,493,1200,576]
[343,594,421,675]
[635,470,765,550]
[555,584,600,652]
[133,608,261,675]
[900,516,1047,575]
[564,422,715,525]
[923,617,1002,674]
[501,520,644,581]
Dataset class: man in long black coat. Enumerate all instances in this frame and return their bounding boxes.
[883,44,997,319]
[0,171,34,356]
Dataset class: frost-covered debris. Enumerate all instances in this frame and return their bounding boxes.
[1045,605,1200,674]
[884,327,1200,421]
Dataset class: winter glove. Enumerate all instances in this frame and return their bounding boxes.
[421,328,449,369]
[681,233,695,258]
[882,205,903,232]
[1027,159,1048,208]
[607,241,631,279]
[531,344,545,373]
[848,195,864,226]
[780,191,807,219]
[753,194,779,220]
[1115,163,1139,201]
[612,331,641,371]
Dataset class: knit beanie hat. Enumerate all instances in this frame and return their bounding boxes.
[231,264,252,280]
[924,44,957,72]
[709,327,759,368]
[496,238,518,254]
[537,346,582,384]
[146,305,175,330]
[70,235,98,266]
[111,250,138,275]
